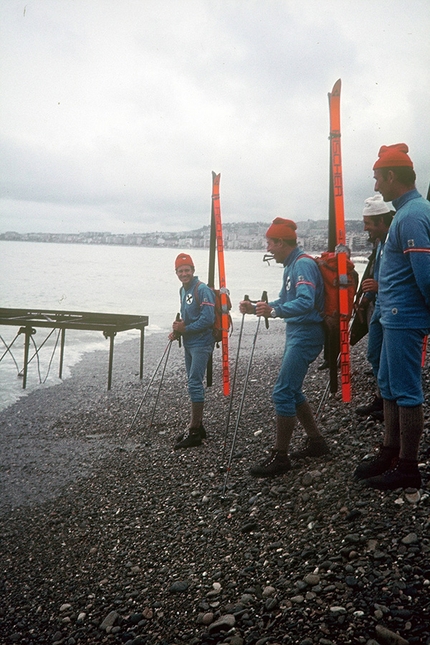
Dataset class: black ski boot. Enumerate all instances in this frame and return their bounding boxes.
[364,459,421,490]
[250,450,291,478]
[174,429,203,450]
[353,445,399,480]
[175,423,206,443]
[290,436,330,459]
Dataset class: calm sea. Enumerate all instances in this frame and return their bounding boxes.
[0,241,367,411]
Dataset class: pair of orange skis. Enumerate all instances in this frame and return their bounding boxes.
[328,79,351,403]
[207,172,230,396]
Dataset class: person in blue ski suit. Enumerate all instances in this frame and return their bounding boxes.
[355,195,394,420]
[170,253,215,449]
[354,143,430,490]
[239,217,329,478]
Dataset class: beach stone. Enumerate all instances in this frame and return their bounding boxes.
[207,614,236,632]
[60,603,72,612]
[201,612,214,625]
[304,573,320,586]
[302,472,314,486]
[375,624,410,644]
[100,610,118,630]
[330,606,346,614]
[229,637,244,645]
[240,594,254,605]
[241,521,259,533]
[401,532,418,545]
[404,489,420,504]
[291,595,305,604]
[169,580,189,593]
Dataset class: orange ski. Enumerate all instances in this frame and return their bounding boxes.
[211,172,230,396]
[328,79,351,402]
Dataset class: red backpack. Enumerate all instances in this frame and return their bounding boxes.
[301,251,358,326]
[193,281,233,344]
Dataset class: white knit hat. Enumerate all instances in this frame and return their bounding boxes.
[362,194,391,217]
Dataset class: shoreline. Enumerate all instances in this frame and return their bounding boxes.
[1,323,429,644]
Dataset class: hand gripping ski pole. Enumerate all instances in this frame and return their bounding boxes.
[221,291,268,499]
[129,339,173,431]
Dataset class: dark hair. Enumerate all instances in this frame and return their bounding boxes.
[380,166,416,186]
[368,210,395,227]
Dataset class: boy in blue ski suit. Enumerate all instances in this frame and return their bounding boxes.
[240,218,329,478]
[170,253,215,449]
[355,143,430,490]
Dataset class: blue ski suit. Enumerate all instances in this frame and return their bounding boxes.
[179,276,215,402]
[269,247,325,417]
[377,189,430,406]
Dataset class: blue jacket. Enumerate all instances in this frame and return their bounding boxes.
[379,189,430,329]
[269,246,324,324]
[179,275,215,347]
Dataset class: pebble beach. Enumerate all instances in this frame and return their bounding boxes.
[1,321,429,645]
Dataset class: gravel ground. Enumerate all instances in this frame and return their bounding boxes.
[1,321,429,645]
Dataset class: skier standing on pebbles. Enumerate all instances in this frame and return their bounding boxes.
[240,217,330,478]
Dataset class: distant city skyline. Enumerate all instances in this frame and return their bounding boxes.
[0,219,371,253]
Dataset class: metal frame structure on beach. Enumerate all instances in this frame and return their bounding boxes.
[0,308,149,390]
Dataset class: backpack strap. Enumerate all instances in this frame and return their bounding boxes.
[193,281,203,305]
[180,280,203,303]
[291,252,323,317]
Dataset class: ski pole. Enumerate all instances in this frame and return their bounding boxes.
[220,295,249,466]
[175,313,182,348]
[262,290,269,329]
[129,339,173,431]
[148,338,173,428]
[221,290,266,498]
[316,378,331,419]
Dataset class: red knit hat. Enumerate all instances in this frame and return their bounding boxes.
[175,253,194,270]
[373,143,413,169]
[266,218,297,240]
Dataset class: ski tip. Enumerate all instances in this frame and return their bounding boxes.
[331,78,341,95]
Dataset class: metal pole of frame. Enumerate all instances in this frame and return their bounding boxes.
[139,327,144,380]
[107,331,116,390]
[22,326,35,389]
[59,328,66,379]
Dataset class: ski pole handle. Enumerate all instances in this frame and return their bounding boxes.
[262,290,269,329]
[175,312,182,347]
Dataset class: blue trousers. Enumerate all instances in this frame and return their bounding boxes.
[378,327,429,406]
[367,307,383,380]
[272,322,324,417]
[184,344,214,402]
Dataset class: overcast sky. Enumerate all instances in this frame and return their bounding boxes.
[1,0,429,234]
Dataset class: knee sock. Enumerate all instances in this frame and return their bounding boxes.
[296,401,321,439]
[382,399,400,449]
[274,415,296,453]
[399,405,423,461]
